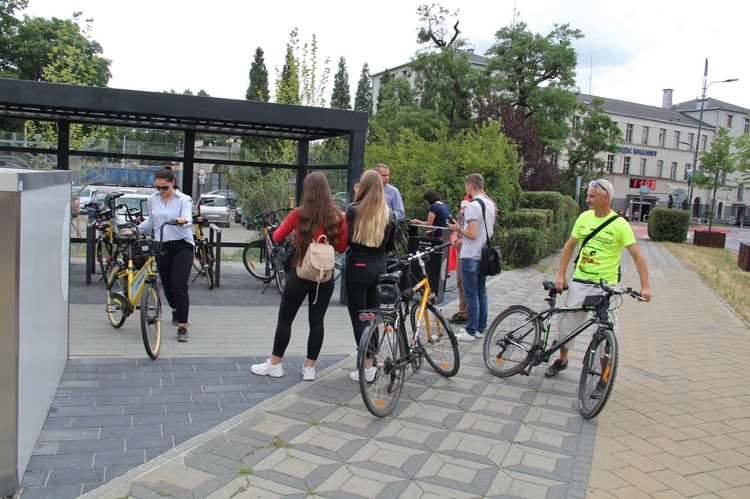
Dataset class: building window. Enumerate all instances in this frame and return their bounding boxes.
[727,115,734,128]
[673,131,681,149]
[623,156,631,175]
[738,185,745,202]
[642,126,649,145]
[744,118,750,134]
[657,160,664,177]
[701,135,707,152]
[670,162,677,180]
[658,128,666,147]
[606,154,614,173]
[684,164,691,180]
[640,158,647,176]
[687,133,695,149]
[625,124,634,142]
[572,115,581,130]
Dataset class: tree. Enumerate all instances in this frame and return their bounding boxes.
[298,31,329,107]
[353,62,372,114]
[562,98,621,180]
[474,95,559,191]
[276,43,299,105]
[330,56,351,110]
[370,74,445,143]
[246,47,270,102]
[692,127,750,231]
[0,0,28,73]
[484,21,583,152]
[2,12,110,85]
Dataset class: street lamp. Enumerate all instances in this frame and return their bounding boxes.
[225,137,242,161]
[688,59,737,215]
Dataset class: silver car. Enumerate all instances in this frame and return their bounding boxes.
[195,194,230,227]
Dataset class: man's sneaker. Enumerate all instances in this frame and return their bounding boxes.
[250,359,284,378]
[176,327,189,342]
[544,358,567,378]
[475,331,484,339]
[302,365,316,381]
[590,379,607,399]
[350,366,376,382]
[171,311,179,326]
[449,312,467,324]
[455,328,476,342]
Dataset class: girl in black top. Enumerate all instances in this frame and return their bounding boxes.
[345,169,398,382]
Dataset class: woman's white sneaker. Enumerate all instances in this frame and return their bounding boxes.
[349,366,376,382]
[250,359,284,377]
[302,365,316,381]
[455,328,476,342]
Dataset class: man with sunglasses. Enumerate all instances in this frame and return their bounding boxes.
[546,179,651,395]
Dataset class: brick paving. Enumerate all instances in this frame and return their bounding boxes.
[15,235,750,498]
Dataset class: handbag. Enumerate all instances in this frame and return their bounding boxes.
[474,198,502,276]
[296,234,335,304]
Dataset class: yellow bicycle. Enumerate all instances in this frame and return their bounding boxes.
[105,220,177,359]
[357,242,459,417]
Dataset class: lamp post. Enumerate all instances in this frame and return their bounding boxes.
[688,59,737,215]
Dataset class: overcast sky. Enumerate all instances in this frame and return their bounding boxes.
[19,0,748,110]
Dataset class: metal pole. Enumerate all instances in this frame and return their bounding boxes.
[689,59,708,214]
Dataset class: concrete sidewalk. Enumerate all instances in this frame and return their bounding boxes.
[19,240,750,497]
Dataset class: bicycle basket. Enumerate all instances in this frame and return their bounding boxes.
[132,238,156,269]
[581,294,605,310]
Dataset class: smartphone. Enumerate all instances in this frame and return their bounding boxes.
[448,218,457,225]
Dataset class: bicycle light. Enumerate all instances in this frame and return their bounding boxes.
[359,312,375,322]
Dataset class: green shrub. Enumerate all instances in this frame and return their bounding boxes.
[520,191,578,252]
[507,209,551,231]
[647,208,690,242]
[500,228,549,267]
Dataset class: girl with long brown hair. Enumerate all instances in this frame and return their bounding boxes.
[251,172,347,381]
[345,169,398,381]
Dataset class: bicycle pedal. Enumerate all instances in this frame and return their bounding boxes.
[105,304,120,313]
[520,366,532,376]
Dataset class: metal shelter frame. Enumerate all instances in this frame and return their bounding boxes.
[0,78,368,201]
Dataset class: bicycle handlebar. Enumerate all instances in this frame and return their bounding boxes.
[572,278,643,300]
[387,241,451,272]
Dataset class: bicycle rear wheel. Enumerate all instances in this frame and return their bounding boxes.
[359,314,406,417]
[411,303,459,376]
[444,269,458,292]
[578,327,618,419]
[140,280,162,360]
[105,264,127,328]
[97,239,113,276]
[204,244,214,290]
[243,240,276,281]
[483,305,539,377]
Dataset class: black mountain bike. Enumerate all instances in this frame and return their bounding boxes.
[482,279,643,419]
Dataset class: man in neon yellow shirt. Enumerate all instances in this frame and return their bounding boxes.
[546,179,652,391]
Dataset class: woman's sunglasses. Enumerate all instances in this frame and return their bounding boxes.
[154,185,171,191]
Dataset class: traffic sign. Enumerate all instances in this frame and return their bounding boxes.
[198,168,206,176]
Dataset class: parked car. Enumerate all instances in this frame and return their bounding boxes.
[195,194,230,227]
[205,189,238,208]
[115,193,150,225]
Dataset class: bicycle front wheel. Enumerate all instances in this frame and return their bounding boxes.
[483,305,539,377]
[140,281,162,360]
[105,264,127,328]
[243,240,276,281]
[198,242,214,289]
[274,249,287,294]
[578,327,618,419]
[359,314,406,418]
[411,303,459,376]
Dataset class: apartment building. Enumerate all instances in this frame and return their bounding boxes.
[579,91,749,221]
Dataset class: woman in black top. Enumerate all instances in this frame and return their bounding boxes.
[345,169,398,382]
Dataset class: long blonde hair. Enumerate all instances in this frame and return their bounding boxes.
[352,169,390,246]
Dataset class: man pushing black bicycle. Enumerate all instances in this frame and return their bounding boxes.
[547,179,652,393]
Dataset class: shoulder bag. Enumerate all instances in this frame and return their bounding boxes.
[474,198,502,277]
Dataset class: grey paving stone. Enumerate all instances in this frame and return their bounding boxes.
[47,467,105,486]
[92,450,145,466]
[126,436,173,451]
[99,425,162,439]
[18,470,48,487]
[17,484,83,499]
[132,413,190,425]
[123,403,167,415]
[36,428,99,441]
[57,438,125,454]
[69,415,132,428]
[165,401,221,413]
[50,405,125,417]
[26,453,93,470]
